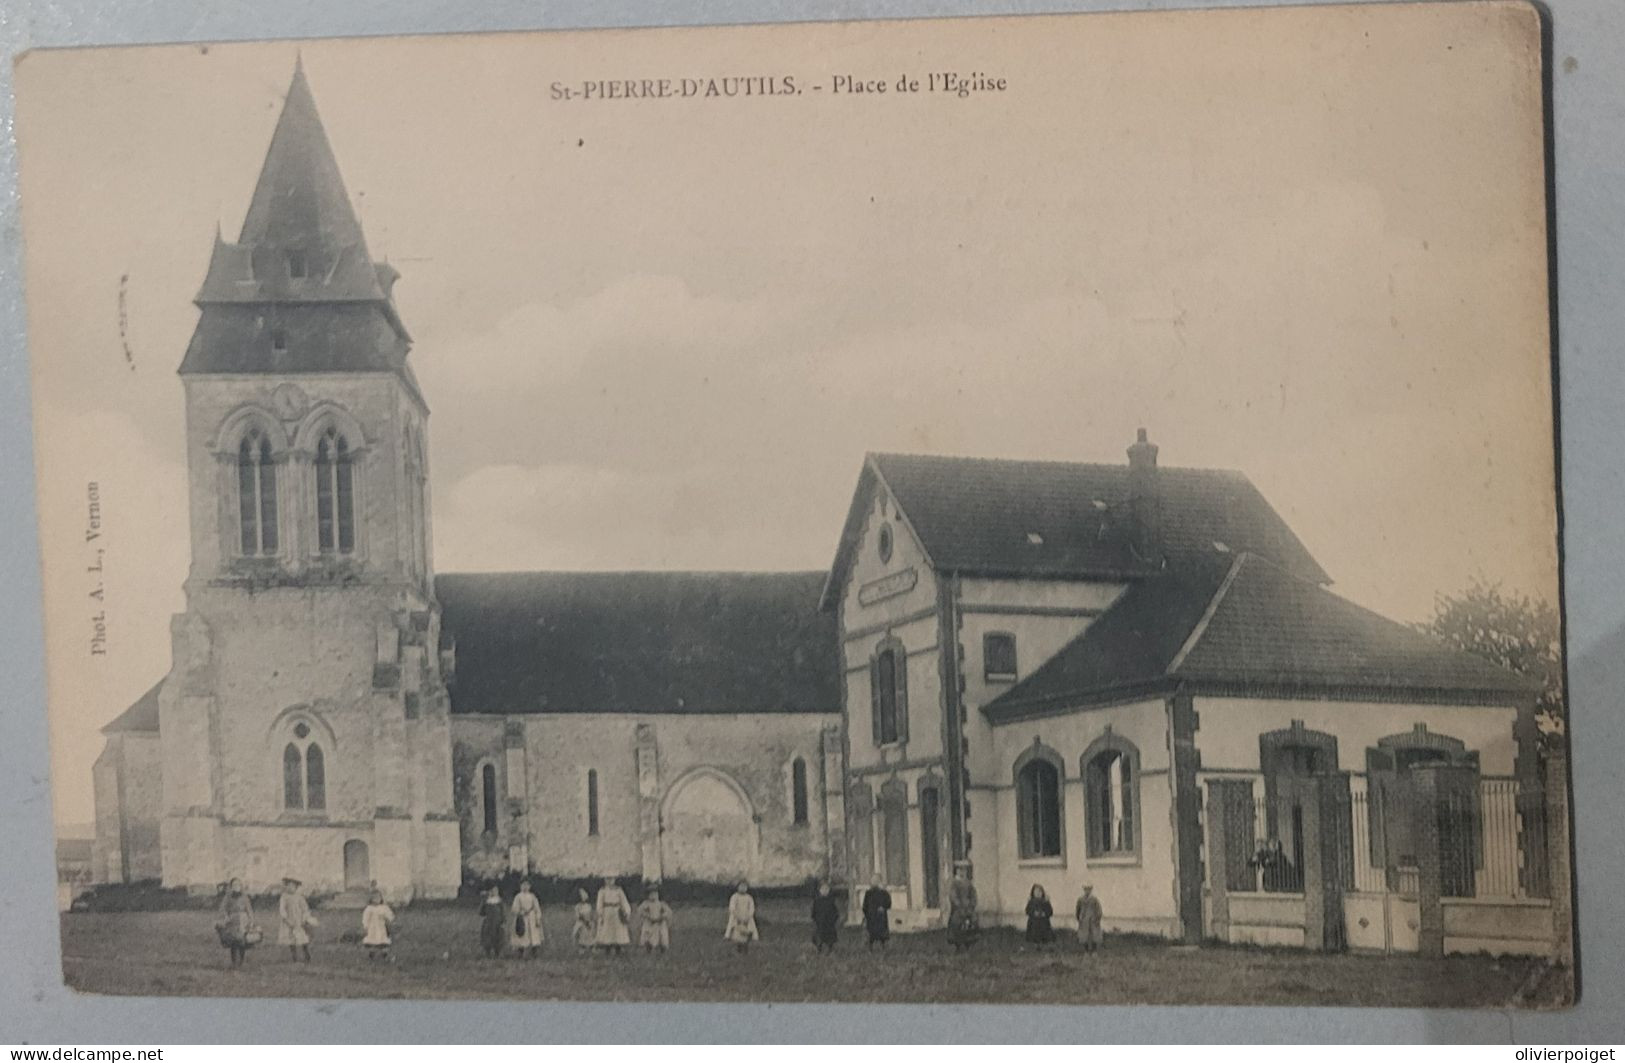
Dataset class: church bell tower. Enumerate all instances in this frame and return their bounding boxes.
[156,60,460,900]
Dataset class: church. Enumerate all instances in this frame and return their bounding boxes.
[93,64,1559,956]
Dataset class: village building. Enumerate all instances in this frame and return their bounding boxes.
[822,440,1555,953]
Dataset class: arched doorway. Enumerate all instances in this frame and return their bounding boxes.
[661,768,758,883]
[343,839,370,890]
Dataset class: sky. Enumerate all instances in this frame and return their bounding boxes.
[14,3,1558,828]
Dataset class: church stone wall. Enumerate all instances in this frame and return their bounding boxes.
[450,712,840,887]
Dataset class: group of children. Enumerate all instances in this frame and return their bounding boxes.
[479,876,679,958]
[212,871,1107,968]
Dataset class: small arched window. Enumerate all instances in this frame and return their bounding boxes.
[791,757,810,825]
[1083,734,1140,858]
[305,743,325,810]
[314,428,356,554]
[1015,746,1064,860]
[282,742,303,809]
[481,762,499,835]
[237,428,278,556]
[870,639,908,746]
[585,768,600,837]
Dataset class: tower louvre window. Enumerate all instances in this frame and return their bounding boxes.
[287,250,308,279]
[315,428,356,555]
[236,428,278,556]
[791,756,810,825]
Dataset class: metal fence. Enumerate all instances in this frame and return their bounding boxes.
[1222,774,1548,901]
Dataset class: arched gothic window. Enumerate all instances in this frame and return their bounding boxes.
[1015,744,1064,860]
[1083,736,1140,858]
[281,721,327,812]
[236,428,278,555]
[791,756,810,825]
[314,428,356,554]
[481,762,499,835]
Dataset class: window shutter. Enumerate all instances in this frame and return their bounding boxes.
[1084,757,1101,857]
[870,657,883,745]
[893,650,909,744]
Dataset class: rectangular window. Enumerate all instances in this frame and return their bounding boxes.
[984,632,1018,680]
[270,327,288,352]
[586,768,599,837]
[287,250,308,279]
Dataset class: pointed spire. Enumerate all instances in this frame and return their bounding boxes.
[237,61,372,271]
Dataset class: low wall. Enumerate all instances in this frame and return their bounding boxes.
[1225,892,1306,948]
[1442,897,1556,958]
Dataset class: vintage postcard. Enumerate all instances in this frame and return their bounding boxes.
[14,1,1571,1006]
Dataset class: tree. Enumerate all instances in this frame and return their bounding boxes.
[1417,579,1565,739]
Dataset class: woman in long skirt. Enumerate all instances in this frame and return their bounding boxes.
[861,875,892,950]
[594,877,632,955]
[479,886,507,959]
[216,877,255,969]
[1023,883,1055,948]
[946,863,979,952]
[571,888,595,950]
[724,880,759,954]
[810,880,841,953]
[510,878,544,959]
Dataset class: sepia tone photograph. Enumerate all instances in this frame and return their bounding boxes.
[13,1,1571,1008]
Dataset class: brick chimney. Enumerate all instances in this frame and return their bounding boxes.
[1127,427,1162,564]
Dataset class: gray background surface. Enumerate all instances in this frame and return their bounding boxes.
[0,0,1619,1044]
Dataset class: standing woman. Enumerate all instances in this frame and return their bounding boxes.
[277,876,314,963]
[478,885,507,959]
[810,880,841,953]
[216,877,256,969]
[1023,883,1055,949]
[946,862,979,952]
[571,887,596,951]
[510,878,544,959]
[595,876,632,955]
[861,875,892,951]
[724,880,759,954]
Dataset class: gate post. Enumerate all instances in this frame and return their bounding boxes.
[1544,747,1573,966]
[1205,780,1231,943]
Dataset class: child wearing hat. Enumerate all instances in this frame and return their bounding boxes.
[1075,884,1103,953]
[277,875,315,963]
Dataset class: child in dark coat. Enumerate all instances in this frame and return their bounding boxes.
[478,886,506,959]
[1024,884,1055,947]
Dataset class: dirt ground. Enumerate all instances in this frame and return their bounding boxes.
[59,899,1568,1006]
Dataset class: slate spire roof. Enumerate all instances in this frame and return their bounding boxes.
[180,60,417,386]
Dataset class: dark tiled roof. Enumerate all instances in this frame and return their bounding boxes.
[821,451,1327,608]
[983,554,1541,721]
[437,571,839,716]
[179,303,409,376]
[102,680,163,734]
